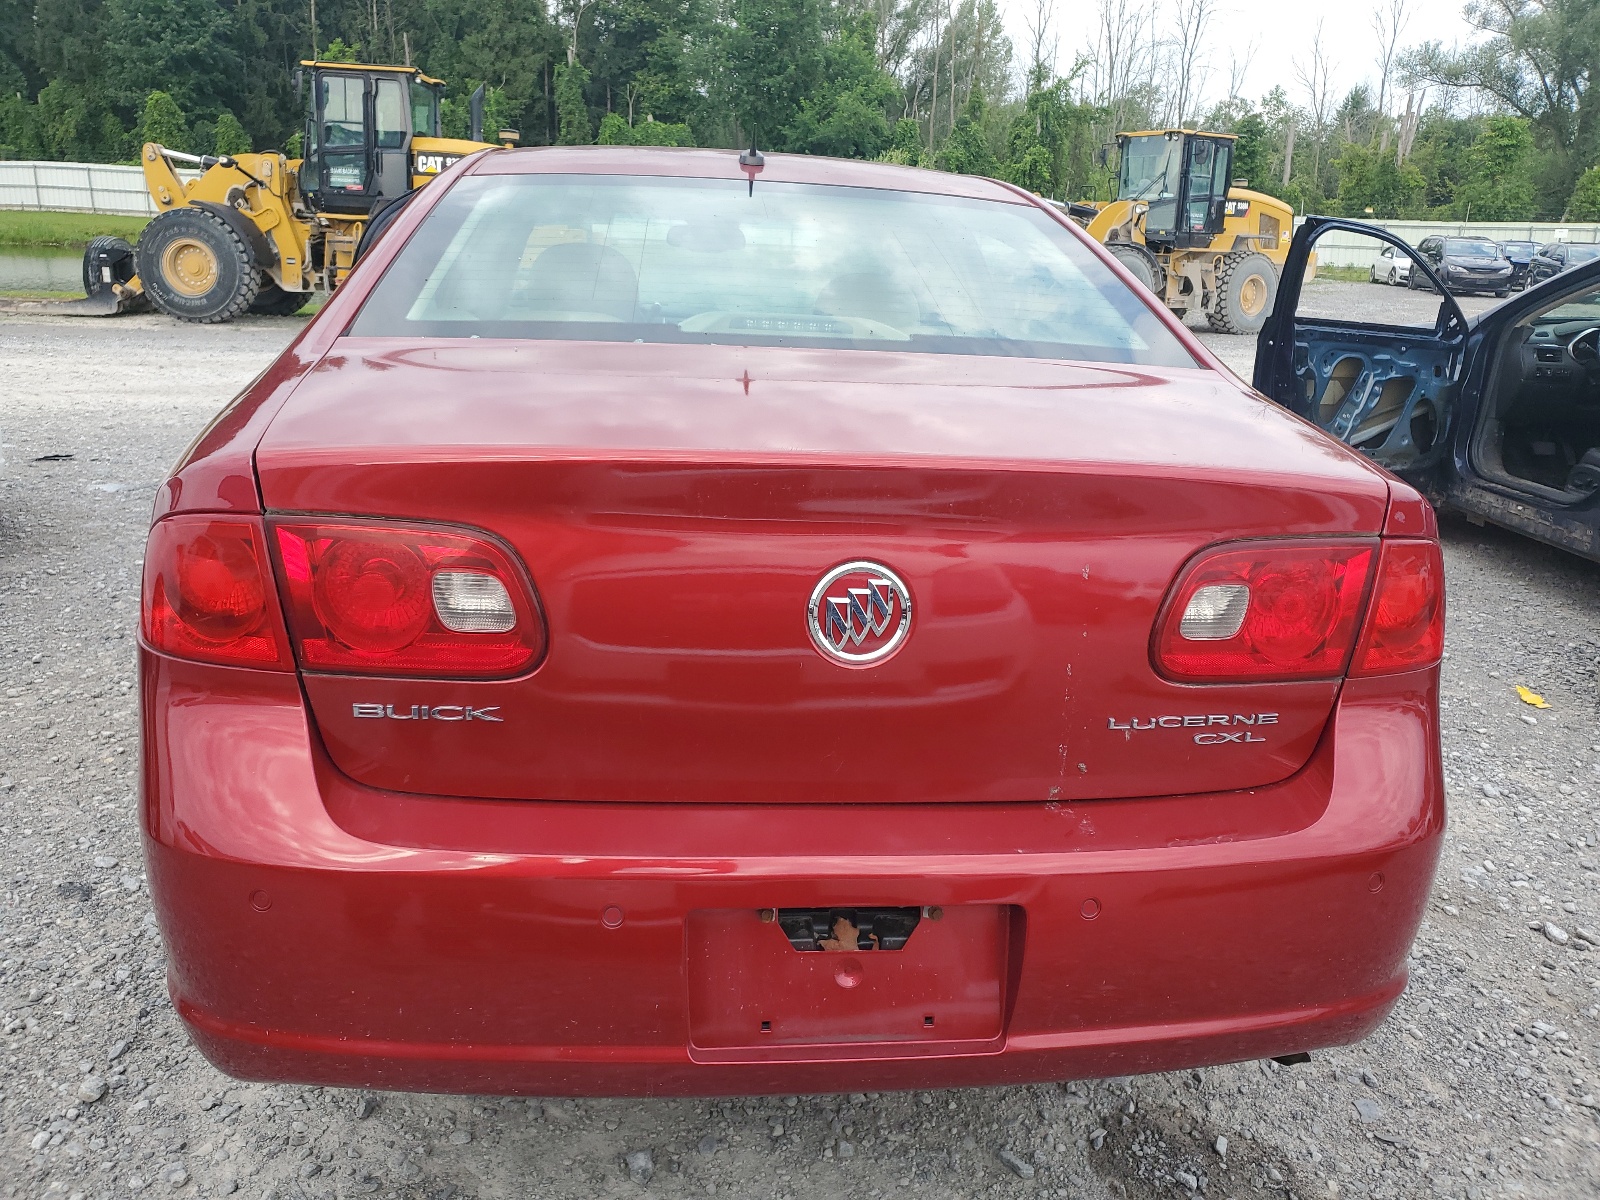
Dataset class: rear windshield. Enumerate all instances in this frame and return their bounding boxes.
[1444,240,1499,258]
[349,173,1195,367]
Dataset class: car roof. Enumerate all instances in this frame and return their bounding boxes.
[467,146,1029,204]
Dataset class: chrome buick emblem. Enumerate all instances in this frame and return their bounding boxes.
[807,561,913,667]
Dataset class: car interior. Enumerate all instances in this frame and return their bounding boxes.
[1476,282,1600,499]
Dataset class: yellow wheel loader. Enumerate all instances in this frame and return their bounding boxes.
[1069,130,1302,335]
[71,62,506,323]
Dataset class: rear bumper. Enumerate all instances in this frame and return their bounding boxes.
[142,651,1444,1096]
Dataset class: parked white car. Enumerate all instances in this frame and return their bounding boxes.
[1370,243,1413,286]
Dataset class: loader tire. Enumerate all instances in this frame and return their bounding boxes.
[1106,242,1164,295]
[82,236,136,298]
[250,280,311,316]
[136,207,258,324]
[1207,251,1277,335]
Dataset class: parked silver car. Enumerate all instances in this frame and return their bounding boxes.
[1369,243,1413,286]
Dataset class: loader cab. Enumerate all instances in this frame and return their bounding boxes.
[300,62,444,216]
[1117,131,1235,251]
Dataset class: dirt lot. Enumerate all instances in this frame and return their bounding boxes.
[2,284,1598,1200]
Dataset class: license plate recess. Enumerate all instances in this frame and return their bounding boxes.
[686,905,1010,1058]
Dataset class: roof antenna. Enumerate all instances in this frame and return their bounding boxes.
[738,141,764,197]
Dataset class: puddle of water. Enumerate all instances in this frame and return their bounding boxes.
[0,248,83,292]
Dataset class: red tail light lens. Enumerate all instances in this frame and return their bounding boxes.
[1154,541,1377,682]
[1351,539,1445,675]
[272,520,545,677]
[312,539,433,653]
[142,516,292,669]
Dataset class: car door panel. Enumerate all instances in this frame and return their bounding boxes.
[1286,328,1457,467]
[1253,217,1467,476]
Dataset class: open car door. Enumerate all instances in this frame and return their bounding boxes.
[1253,216,1467,476]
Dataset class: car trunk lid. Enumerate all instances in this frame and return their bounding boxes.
[255,338,1390,803]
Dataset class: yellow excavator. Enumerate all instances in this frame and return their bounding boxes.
[70,61,508,323]
[1068,129,1300,334]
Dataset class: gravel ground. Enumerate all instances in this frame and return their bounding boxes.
[2,283,1598,1200]
[1267,277,1502,330]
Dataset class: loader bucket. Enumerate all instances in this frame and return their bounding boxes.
[0,284,147,318]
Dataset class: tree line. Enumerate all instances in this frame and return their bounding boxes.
[0,0,1596,221]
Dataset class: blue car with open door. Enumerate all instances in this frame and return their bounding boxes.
[1255,216,1600,562]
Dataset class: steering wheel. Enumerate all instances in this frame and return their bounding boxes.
[1569,326,1600,367]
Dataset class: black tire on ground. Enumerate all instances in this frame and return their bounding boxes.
[82,235,136,298]
[1207,251,1278,335]
[250,279,311,316]
[1495,288,1511,298]
[135,207,259,324]
[1106,243,1164,294]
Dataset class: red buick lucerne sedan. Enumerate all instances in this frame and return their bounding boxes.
[140,147,1444,1097]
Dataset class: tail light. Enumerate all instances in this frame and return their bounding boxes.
[271,520,545,678]
[1154,541,1377,682]
[1350,539,1445,675]
[142,516,293,670]
[1155,537,1445,683]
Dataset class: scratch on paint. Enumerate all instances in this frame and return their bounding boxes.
[1044,801,1077,833]
[1055,661,1075,787]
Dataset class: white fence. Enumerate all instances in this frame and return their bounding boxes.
[0,161,195,216]
[1307,220,1600,271]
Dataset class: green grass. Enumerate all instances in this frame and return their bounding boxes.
[1312,265,1373,283]
[0,210,148,249]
